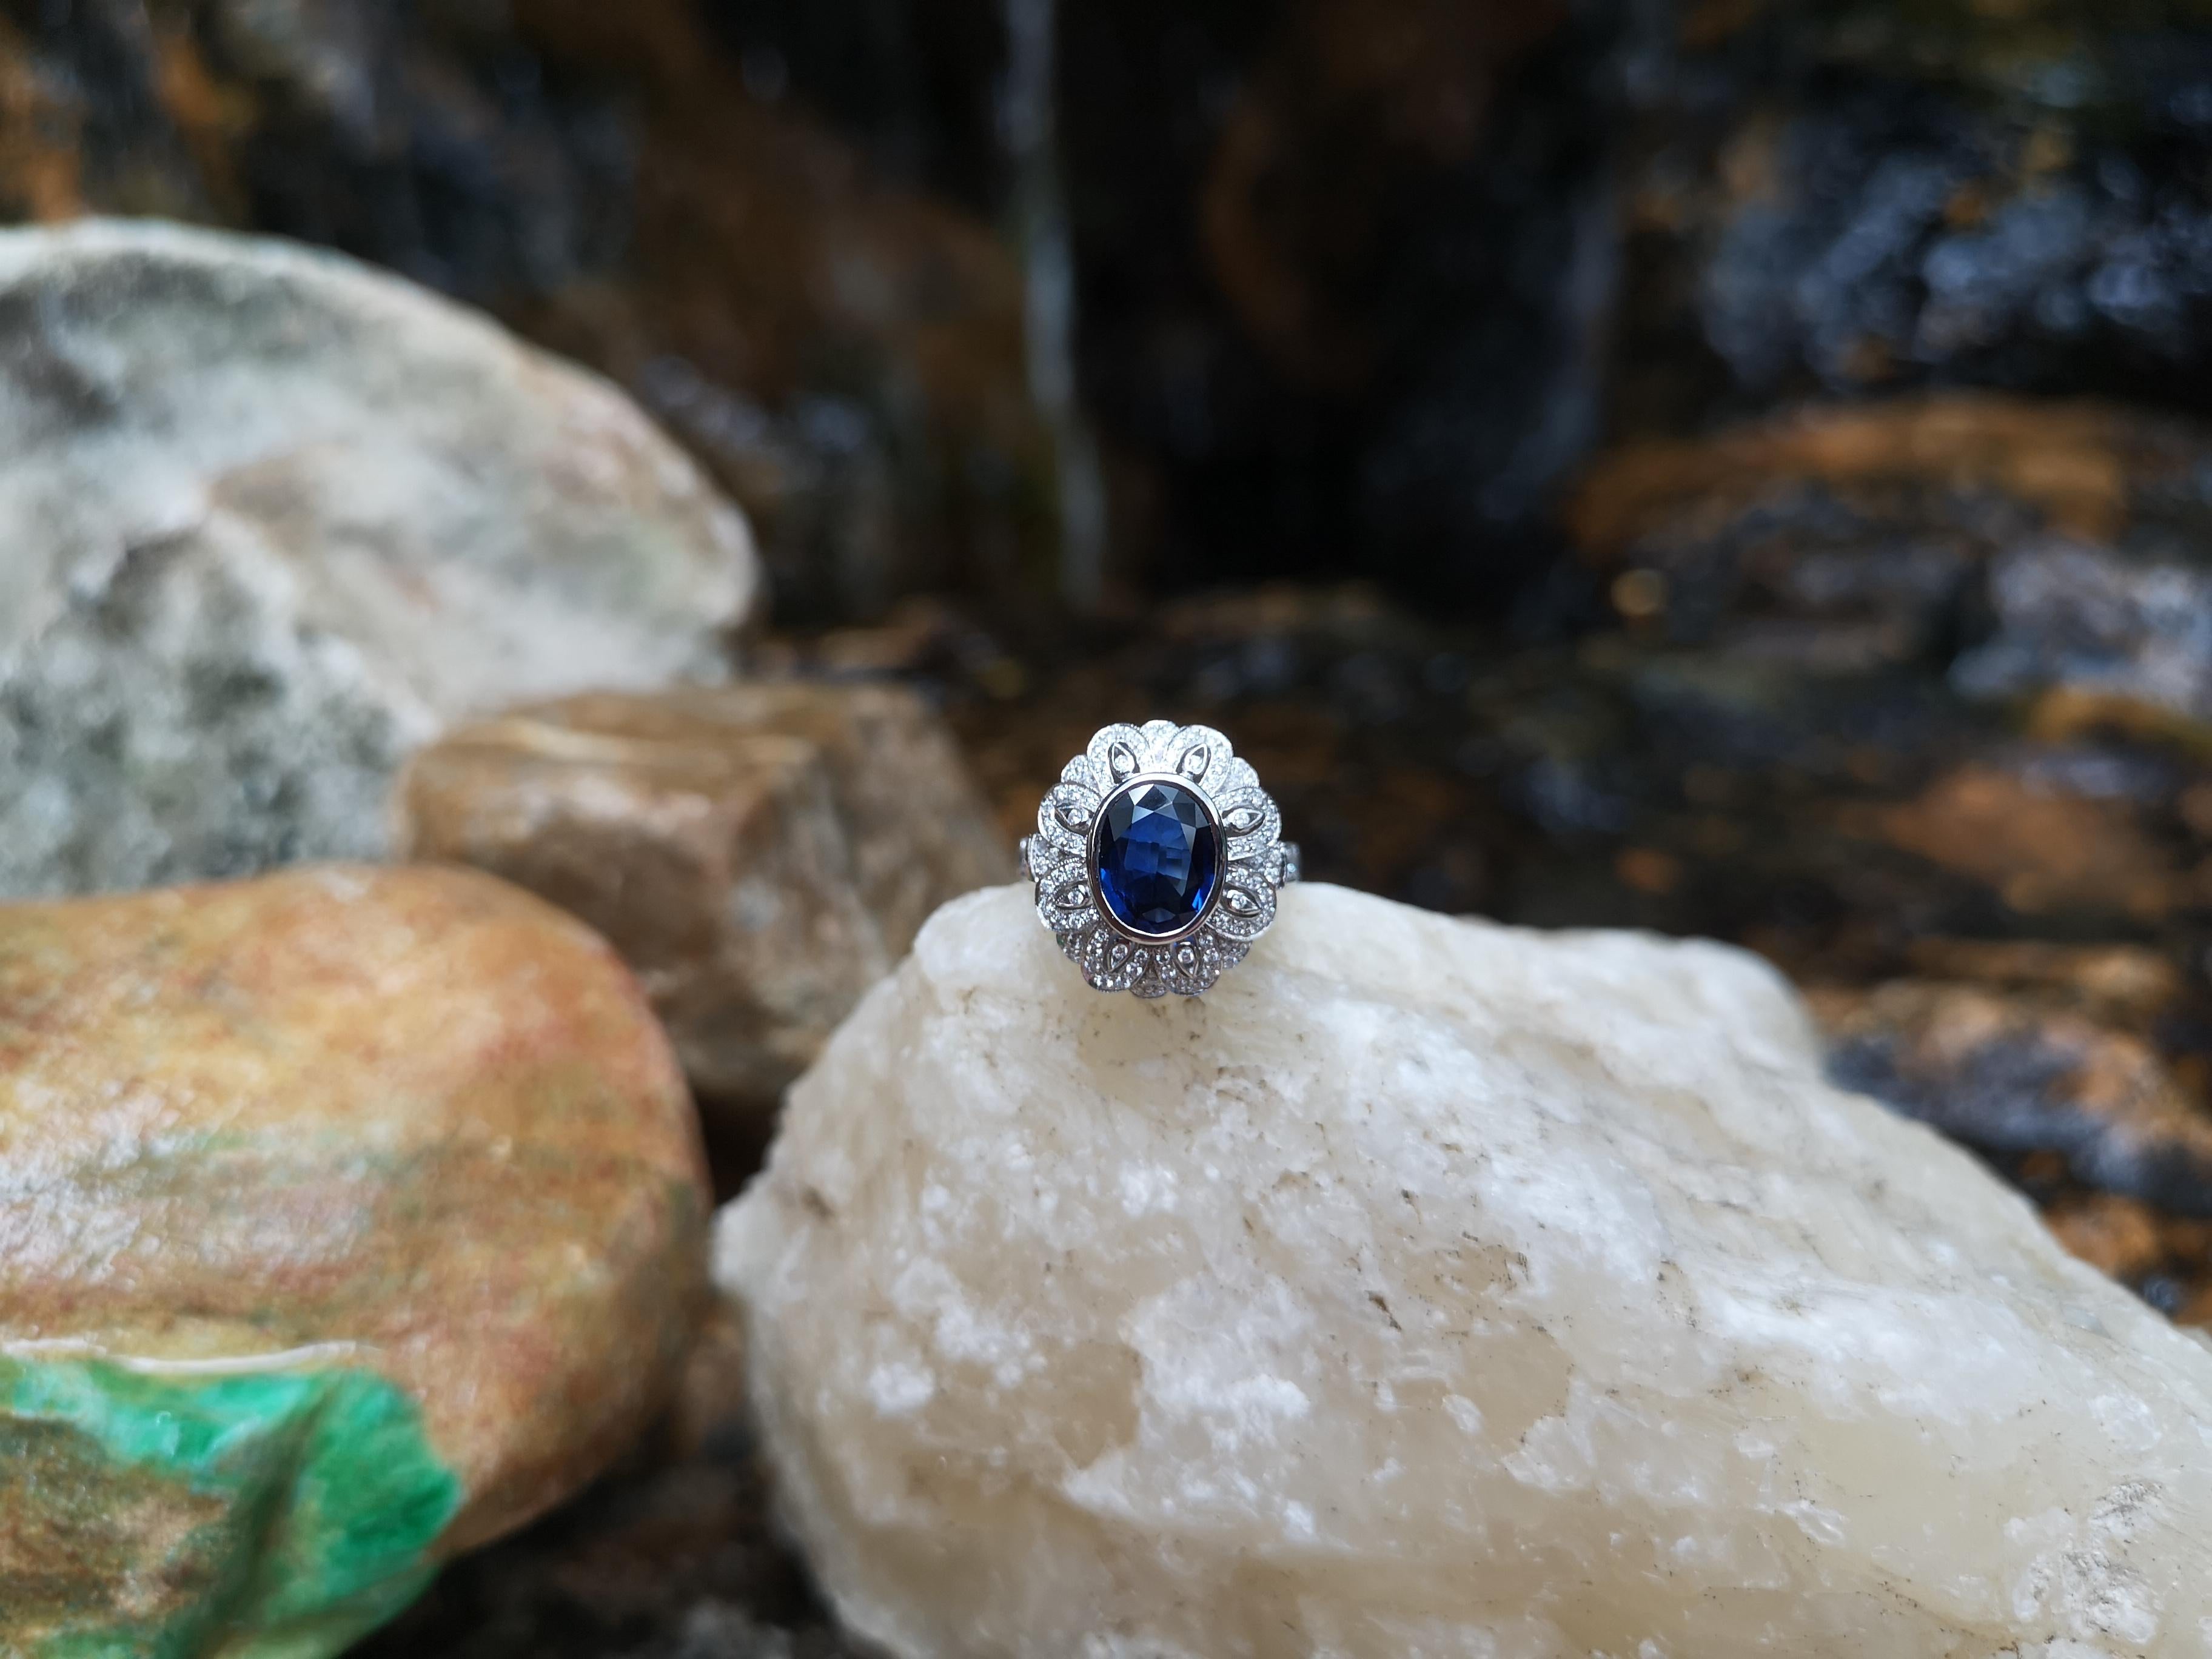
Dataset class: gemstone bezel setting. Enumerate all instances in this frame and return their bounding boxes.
[1025,719,1298,997]
[1086,772,1226,945]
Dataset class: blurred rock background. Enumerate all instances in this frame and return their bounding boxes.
[8,0,2212,1652]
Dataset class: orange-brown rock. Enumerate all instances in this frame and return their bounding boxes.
[1898,938,2184,1033]
[1866,764,2185,919]
[398,685,1008,1126]
[0,863,709,1653]
[1566,395,2153,561]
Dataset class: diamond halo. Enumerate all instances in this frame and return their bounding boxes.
[1022,720,1300,997]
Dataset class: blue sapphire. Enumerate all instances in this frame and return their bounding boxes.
[1096,780,1221,936]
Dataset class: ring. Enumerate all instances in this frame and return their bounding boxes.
[1022,720,1300,997]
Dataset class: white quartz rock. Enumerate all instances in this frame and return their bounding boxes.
[716,882,2212,1659]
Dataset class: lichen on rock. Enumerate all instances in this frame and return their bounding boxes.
[719,881,2212,1658]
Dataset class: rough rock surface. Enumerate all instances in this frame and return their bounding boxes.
[0,217,756,899]
[720,881,2212,1659]
[0,865,710,1657]
[398,684,1007,1125]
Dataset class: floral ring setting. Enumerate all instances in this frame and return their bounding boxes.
[1022,720,1300,997]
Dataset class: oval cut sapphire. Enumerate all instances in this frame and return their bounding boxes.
[1096,780,1221,937]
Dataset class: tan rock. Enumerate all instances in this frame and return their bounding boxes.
[1868,764,2185,918]
[0,864,709,1655]
[398,685,1008,1121]
[719,882,2212,1659]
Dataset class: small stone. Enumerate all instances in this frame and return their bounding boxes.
[1096,780,1220,936]
[719,882,2212,1658]
[0,865,709,1656]
[0,219,757,899]
[398,685,1007,1124]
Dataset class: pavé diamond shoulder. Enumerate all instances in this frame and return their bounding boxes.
[1022,720,1299,997]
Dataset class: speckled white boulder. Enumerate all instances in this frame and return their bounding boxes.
[0,218,757,896]
[717,882,2212,1659]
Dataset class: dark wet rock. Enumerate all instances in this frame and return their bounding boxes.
[1566,396,2212,783]
[1954,538,2212,732]
[1618,3,2212,433]
[1700,99,2212,406]
[1061,0,1638,601]
[1817,980,2212,1218]
[1562,398,2212,872]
